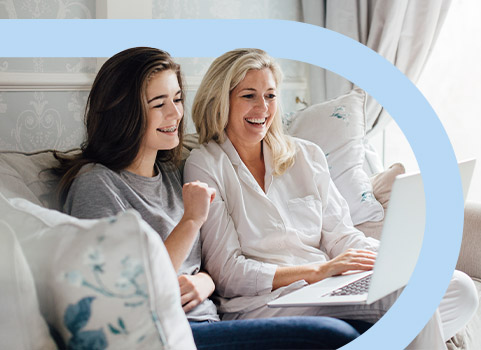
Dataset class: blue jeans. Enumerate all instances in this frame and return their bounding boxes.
[190,316,371,350]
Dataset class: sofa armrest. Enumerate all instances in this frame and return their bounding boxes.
[456,201,481,280]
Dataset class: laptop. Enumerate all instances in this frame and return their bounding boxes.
[268,159,476,308]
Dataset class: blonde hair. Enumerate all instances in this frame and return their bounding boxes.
[192,48,296,176]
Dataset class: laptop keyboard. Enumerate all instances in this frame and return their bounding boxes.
[327,274,372,297]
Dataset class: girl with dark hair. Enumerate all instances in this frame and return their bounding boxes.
[54,47,185,205]
[54,47,368,349]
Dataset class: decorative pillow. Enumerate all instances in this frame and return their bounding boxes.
[0,193,196,350]
[0,150,78,210]
[0,220,57,350]
[355,163,406,240]
[285,88,384,225]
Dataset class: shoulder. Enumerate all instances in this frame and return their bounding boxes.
[185,140,226,169]
[76,162,118,181]
[184,141,235,187]
[290,137,327,163]
[70,163,122,194]
[65,163,127,218]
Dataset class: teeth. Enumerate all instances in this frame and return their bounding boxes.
[246,118,267,125]
[158,126,177,132]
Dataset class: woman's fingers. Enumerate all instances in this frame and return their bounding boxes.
[345,250,377,261]
[347,249,377,256]
[327,249,377,276]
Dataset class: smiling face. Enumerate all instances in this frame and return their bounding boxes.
[140,69,184,157]
[226,68,277,150]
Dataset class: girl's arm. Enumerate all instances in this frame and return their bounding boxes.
[163,181,215,272]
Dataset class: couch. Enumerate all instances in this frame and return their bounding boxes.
[1,88,480,349]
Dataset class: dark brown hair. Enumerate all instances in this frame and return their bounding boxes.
[53,47,185,205]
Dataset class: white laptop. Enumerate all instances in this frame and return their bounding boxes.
[268,159,476,308]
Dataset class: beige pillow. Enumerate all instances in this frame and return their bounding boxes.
[0,150,80,210]
[355,163,406,240]
[285,88,384,225]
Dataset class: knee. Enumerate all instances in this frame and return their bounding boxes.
[449,270,479,316]
[311,317,361,346]
[280,316,361,347]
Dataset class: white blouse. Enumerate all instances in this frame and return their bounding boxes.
[184,136,379,314]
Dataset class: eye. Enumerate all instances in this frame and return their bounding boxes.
[174,98,183,103]
[266,93,277,100]
[153,103,164,108]
[242,94,254,99]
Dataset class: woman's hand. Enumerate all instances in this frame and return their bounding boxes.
[273,249,376,289]
[178,272,215,313]
[319,249,377,280]
[181,181,216,229]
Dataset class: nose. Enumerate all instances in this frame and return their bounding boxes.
[165,100,183,120]
[255,96,269,113]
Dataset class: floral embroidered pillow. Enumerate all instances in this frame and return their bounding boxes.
[285,88,384,225]
[0,194,196,350]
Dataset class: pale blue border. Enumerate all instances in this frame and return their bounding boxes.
[0,19,464,349]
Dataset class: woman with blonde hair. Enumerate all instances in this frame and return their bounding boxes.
[185,48,478,349]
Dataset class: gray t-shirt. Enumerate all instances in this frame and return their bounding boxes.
[64,161,219,321]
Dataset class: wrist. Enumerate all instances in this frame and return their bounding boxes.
[179,216,203,232]
[196,272,215,295]
[307,263,329,284]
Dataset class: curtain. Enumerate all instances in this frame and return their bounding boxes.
[301,0,452,172]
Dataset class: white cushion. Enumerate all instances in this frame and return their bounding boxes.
[285,88,384,225]
[0,193,196,350]
[0,151,63,209]
[0,220,57,350]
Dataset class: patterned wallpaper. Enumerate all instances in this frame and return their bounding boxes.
[0,0,309,152]
[0,91,87,151]
[0,0,95,19]
[0,0,95,152]
[153,0,301,20]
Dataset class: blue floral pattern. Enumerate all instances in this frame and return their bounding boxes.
[64,296,108,350]
[361,191,376,202]
[60,233,152,348]
[61,237,147,305]
[330,105,350,124]
[281,111,297,131]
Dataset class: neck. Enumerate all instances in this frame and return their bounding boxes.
[229,137,266,192]
[125,151,157,177]
[237,143,263,166]
[228,137,263,166]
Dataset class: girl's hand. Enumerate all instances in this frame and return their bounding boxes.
[178,272,215,313]
[181,181,216,228]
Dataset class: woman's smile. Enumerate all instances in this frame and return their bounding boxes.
[245,116,269,126]
[226,68,277,149]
